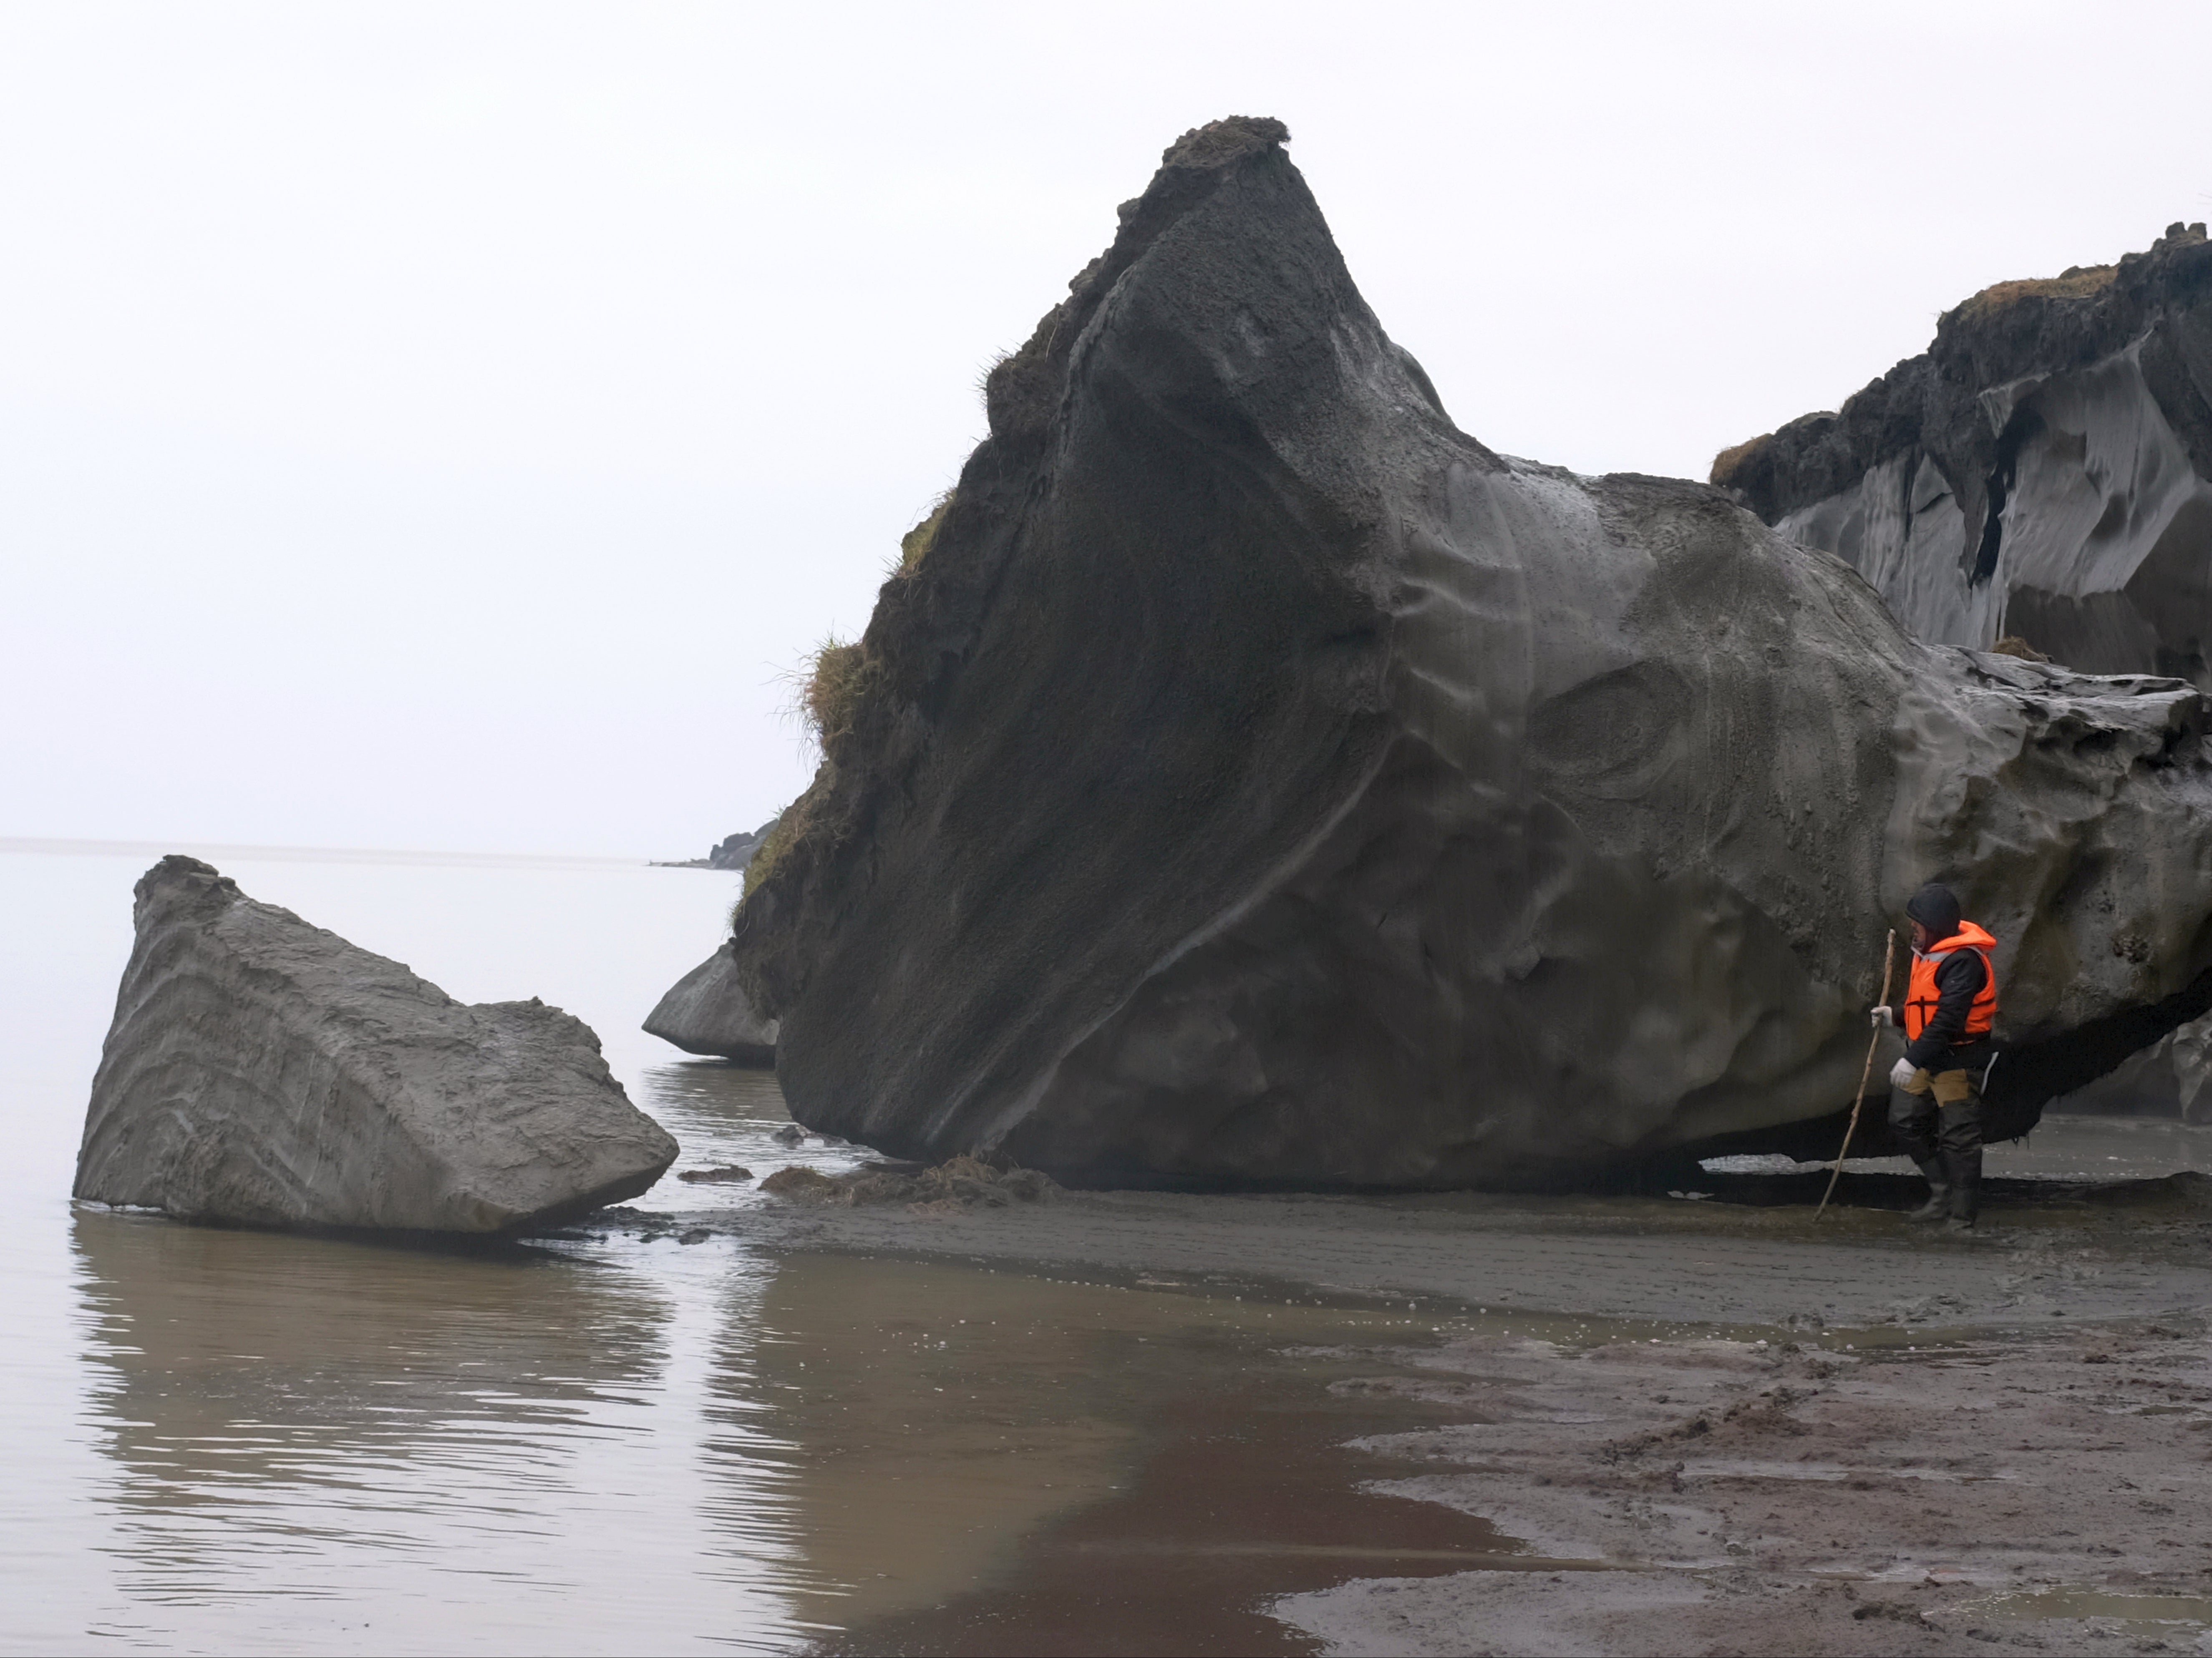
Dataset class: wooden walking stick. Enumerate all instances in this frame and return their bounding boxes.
[1816,929,1897,1223]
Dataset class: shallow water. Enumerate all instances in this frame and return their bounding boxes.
[5,843,2205,1654]
[1706,1111,2212,1185]
[51,1207,1544,1655]
[0,845,1523,1654]
[1959,1587,2212,1640]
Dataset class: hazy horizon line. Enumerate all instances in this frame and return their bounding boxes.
[0,835,717,873]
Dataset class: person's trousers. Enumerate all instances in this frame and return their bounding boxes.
[1888,1066,1982,1222]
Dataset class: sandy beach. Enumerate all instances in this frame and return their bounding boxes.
[620,1167,2212,1655]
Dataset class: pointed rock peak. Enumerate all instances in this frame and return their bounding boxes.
[982,114,1313,451]
[1159,115,1289,169]
[144,851,224,886]
[135,853,241,925]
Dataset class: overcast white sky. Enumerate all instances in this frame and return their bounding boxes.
[5,1,2207,858]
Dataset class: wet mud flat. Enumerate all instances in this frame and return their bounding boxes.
[1269,1321,2212,1656]
[611,1160,2212,1656]
[643,1164,2212,1331]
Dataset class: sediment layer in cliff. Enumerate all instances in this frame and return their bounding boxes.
[1714,223,2212,681]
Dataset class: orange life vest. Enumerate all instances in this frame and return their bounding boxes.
[1904,920,1999,1046]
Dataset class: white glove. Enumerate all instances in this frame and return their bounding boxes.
[1868,1005,1895,1028]
[1888,1057,1917,1090]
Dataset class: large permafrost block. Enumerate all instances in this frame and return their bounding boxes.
[729,118,2212,1187]
[76,856,678,1231]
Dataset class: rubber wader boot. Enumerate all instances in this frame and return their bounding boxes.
[1943,1147,1980,1233]
[1907,1160,1950,1222]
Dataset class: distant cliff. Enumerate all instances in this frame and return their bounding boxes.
[707,818,780,872]
[654,816,781,872]
[1714,223,2212,681]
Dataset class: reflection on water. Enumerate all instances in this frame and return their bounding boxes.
[793,1268,1525,1658]
[734,1258,1525,1654]
[631,1062,874,1213]
[71,1210,801,1654]
[63,1203,1515,1655]
[13,851,1518,1655]
[740,1256,1139,1631]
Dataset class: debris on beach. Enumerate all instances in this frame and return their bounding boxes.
[759,1154,1055,1211]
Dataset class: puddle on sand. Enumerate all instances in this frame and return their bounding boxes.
[1958,1587,2212,1638]
[1994,1113,2212,1180]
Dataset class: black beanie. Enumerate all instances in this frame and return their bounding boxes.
[1906,882,1962,938]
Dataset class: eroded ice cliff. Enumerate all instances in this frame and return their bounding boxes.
[730,121,2212,1186]
[78,856,678,1230]
[1714,224,2212,681]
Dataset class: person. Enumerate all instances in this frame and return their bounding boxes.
[1869,882,1998,1231]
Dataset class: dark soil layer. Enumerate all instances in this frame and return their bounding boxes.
[1714,226,2212,537]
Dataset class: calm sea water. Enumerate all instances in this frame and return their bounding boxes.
[0,844,1509,1656]
[0,845,791,1651]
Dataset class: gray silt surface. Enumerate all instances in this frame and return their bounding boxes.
[629,1173,2212,1331]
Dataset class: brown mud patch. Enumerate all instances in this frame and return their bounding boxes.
[816,1347,1593,1657]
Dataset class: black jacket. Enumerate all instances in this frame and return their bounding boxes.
[1900,949,1992,1072]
